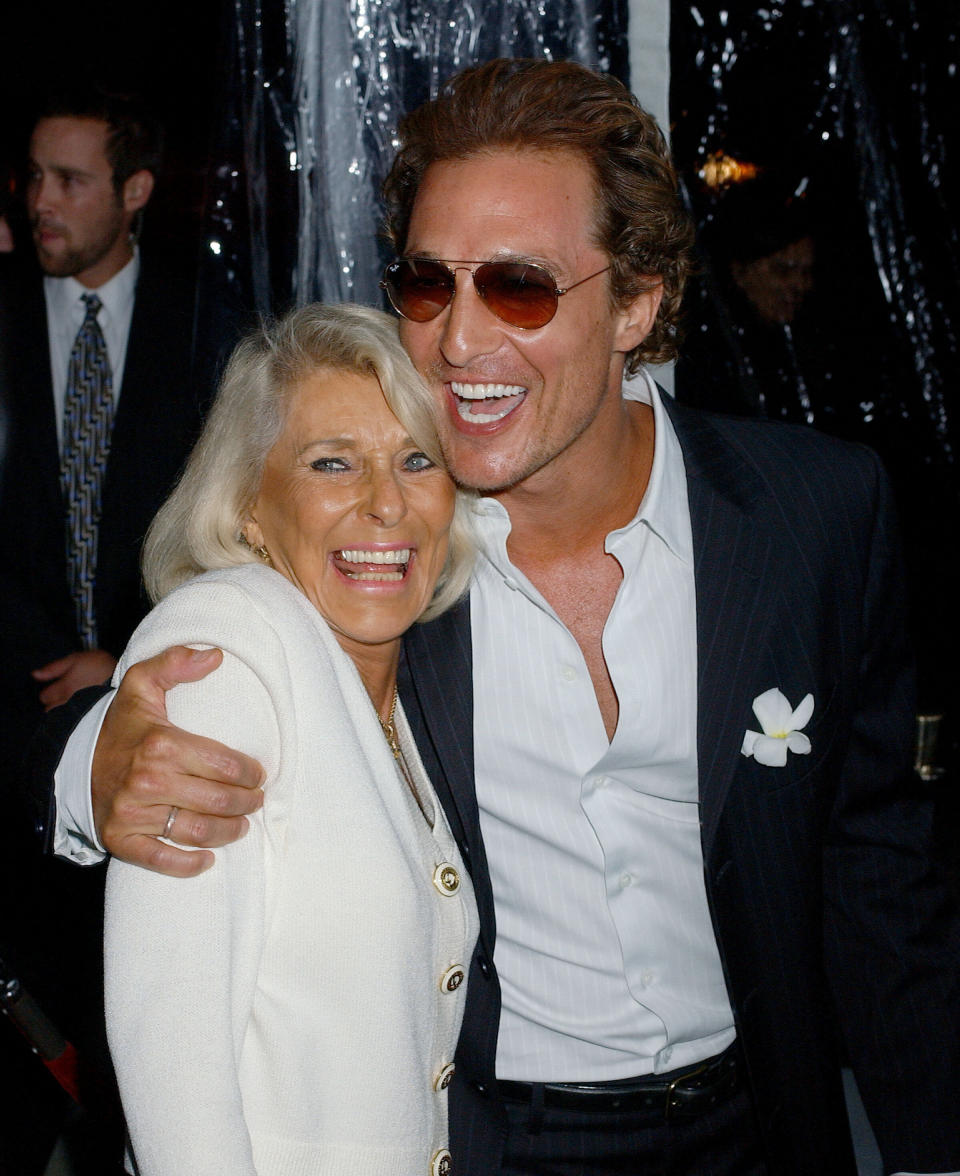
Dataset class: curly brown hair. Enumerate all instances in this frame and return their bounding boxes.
[382,58,693,370]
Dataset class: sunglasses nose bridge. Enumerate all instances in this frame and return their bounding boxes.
[445,263,496,319]
[434,265,509,364]
[422,263,479,317]
[449,264,479,299]
[451,264,520,325]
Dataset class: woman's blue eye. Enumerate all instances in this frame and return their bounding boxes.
[404,452,434,471]
[311,457,350,472]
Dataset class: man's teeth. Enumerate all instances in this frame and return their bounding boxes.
[450,381,525,424]
[337,548,410,582]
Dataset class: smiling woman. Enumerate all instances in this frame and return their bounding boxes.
[102,303,479,1176]
[241,366,458,688]
[141,302,474,625]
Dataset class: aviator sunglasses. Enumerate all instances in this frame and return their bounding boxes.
[380,257,612,330]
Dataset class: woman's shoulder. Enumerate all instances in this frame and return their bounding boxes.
[119,565,338,673]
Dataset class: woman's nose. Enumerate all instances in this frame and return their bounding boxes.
[363,467,407,526]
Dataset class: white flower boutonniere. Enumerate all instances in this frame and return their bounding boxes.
[741,688,815,768]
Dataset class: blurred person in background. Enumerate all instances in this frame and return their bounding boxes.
[0,89,228,1174]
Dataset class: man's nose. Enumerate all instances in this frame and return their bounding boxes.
[29,174,54,215]
[438,269,504,367]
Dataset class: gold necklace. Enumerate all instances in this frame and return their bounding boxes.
[377,687,402,760]
[376,687,431,822]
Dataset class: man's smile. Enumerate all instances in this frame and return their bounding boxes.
[450,380,527,425]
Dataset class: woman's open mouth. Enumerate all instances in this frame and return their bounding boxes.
[332,548,411,582]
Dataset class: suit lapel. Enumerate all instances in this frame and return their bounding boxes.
[664,398,782,858]
[400,598,497,945]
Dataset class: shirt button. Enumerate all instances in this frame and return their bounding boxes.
[431,1148,453,1175]
[440,965,465,993]
[561,665,576,681]
[434,1062,456,1091]
[641,970,654,986]
[433,863,460,895]
[619,873,633,890]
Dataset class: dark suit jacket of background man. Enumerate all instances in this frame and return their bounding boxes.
[0,252,225,1169]
[399,396,960,1176]
[27,395,960,1173]
[0,256,217,712]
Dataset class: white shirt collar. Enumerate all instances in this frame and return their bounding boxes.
[44,245,140,326]
[610,367,692,566]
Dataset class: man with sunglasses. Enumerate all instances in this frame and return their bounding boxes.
[31,59,960,1176]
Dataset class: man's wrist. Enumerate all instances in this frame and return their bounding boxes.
[52,689,114,862]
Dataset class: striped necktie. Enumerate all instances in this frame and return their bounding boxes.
[60,292,115,648]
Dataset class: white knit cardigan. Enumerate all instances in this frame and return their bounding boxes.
[104,564,478,1176]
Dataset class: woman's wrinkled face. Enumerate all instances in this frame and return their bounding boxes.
[244,368,456,661]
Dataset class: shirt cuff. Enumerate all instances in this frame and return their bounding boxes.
[52,689,114,863]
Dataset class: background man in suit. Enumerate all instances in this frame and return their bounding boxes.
[1,90,218,807]
[0,92,216,1172]
[35,61,960,1175]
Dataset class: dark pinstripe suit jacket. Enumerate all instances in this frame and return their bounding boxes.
[400,397,960,1175]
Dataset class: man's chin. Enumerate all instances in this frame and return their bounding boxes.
[36,253,72,278]
[443,446,539,496]
[34,243,83,279]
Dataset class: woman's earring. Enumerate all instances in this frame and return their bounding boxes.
[240,531,272,565]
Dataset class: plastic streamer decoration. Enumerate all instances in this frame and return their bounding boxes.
[671,1,958,466]
[201,0,626,316]
[668,0,958,717]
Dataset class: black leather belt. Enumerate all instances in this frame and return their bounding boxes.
[496,1043,739,1121]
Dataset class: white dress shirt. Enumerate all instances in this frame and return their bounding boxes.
[471,371,734,1081]
[43,248,139,449]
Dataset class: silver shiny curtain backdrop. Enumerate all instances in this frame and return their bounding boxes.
[203,0,627,313]
[668,1,958,723]
[672,1,958,455]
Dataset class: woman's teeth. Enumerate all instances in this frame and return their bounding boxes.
[336,548,410,581]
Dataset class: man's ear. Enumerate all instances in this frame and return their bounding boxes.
[614,280,663,354]
[122,168,154,214]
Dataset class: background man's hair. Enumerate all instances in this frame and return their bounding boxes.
[36,89,163,193]
[382,58,694,369]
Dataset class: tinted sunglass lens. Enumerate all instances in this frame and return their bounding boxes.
[475,262,559,328]
[385,259,454,321]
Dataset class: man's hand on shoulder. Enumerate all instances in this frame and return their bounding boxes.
[95,646,265,878]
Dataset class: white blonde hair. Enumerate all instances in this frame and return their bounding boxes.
[143,303,474,621]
